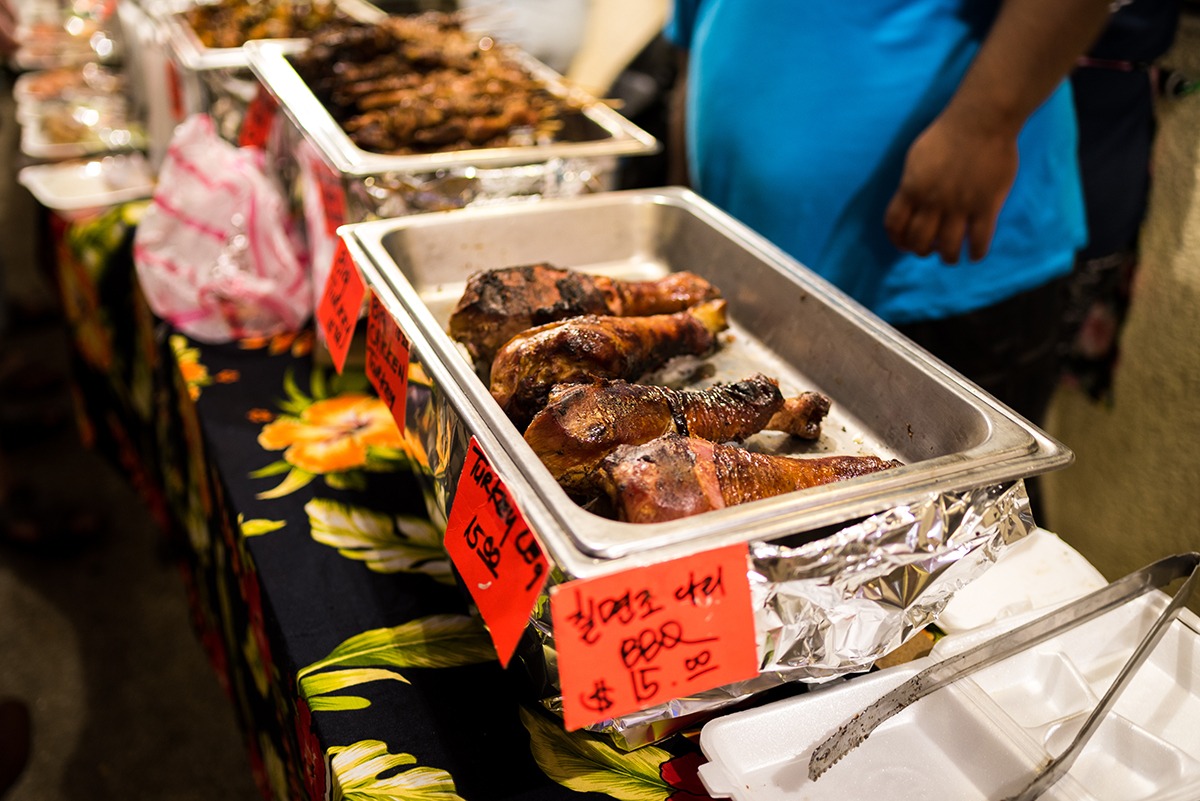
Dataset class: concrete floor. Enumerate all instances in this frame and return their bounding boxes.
[0,79,259,801]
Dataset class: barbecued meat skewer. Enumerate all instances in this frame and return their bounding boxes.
[293,15,585,155]
[524,374,832,492]
[596,434,901,524]
[450,263,721,367]
[490,300,728,430]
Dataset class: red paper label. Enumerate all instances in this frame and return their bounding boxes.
[365,294,410,428]
[316,239,365,373]
[444,437,549,667]
[165,59,185,123]
[238,86,277,149]
[551,544,758,731]
[313,161,346,237]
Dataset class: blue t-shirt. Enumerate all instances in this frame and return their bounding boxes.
[667,0,1087,324]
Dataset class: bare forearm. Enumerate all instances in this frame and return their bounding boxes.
[885,0,1113,262]
[945,0,1112,136]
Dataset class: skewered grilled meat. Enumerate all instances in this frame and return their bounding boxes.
[183,0,348,49]
[490,300,728,430]
[523,374,831,493]
[596,434,901,524]
[290,14,585,155]
[450,263,721,367]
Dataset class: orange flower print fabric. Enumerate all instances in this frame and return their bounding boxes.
[172,335,214,401]
[258,394,405,475]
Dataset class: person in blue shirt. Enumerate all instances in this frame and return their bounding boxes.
[666,0,1114,430]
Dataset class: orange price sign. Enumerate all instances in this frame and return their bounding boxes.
[551,544,759,731]
[365,294,410,428]
[316,238,365,374]
[238,85,277,149]
[444,437,549,667]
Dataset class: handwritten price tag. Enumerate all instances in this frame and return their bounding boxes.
[316,238,365,374]
[444,437,549,667]
[551,544,758,731]
[238,85,277,149]
[365,294,410,427]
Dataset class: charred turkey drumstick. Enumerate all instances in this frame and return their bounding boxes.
[524,374,831,493]
[597,434,901,524]
[490,300,728,430]
[449,263,721,366]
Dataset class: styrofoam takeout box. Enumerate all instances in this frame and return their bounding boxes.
[18,153,156,216]
[937,528,1110,634]
[697,590,1200,801]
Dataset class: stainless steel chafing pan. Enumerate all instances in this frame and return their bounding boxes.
[160,0,387,72]
[243,38,658,176]
[339,188,1072,580]
[157,0,388,143]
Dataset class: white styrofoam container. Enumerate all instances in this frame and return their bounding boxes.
[937,528,1110,634]
[18,153,156,216]
[697,591,1200,801]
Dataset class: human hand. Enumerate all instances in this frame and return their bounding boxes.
[883,114,1019,264]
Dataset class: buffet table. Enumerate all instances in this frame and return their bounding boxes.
[22,4,1200,798]
[52,202,715,801]
[46,193,1200,801]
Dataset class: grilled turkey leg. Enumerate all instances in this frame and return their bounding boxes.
[597,434,901,524]
[524,374,831,492]
[490,300,728,430]
[449,263,721,366]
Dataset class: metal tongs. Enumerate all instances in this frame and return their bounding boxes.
[807,551,1200,800]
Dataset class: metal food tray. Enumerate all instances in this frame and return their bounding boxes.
[339,188,1072,580]
[243,38,658,176]
[159,0,386,72]
[155,0,385,145]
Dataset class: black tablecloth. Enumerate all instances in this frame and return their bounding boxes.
[53,202,712,801]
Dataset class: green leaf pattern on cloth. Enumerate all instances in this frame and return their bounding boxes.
[329,740,463,801]
[252,462,317,499]
[241,516,287,537]
[519,707,677,801]
[299,615,495,710]
[303,668,412,696]
[306,498,452,582]
[310,695,373,712]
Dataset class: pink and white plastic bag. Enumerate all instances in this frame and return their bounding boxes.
[134,114,310,343]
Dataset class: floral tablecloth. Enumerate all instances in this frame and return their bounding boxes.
[52,202,713,801]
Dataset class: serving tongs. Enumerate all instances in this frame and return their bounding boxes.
[807,551,1200,800]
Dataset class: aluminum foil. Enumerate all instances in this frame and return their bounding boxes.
[352,156,615,218]
[522,480,1034,750]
